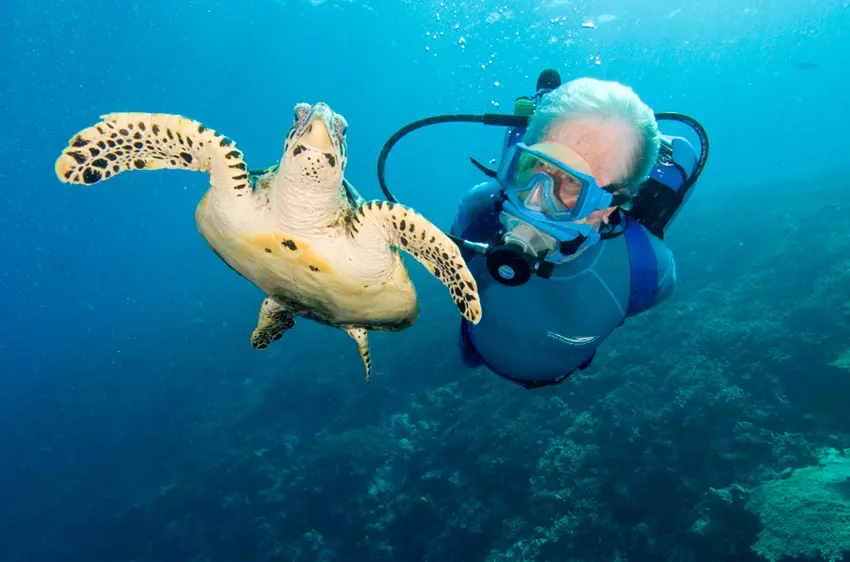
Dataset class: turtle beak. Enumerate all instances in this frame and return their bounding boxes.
[294,103,335,152]
[280,102,345,185]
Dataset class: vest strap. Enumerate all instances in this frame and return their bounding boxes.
[624,220,659,317]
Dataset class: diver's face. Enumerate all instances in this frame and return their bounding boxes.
[543,115,637,187]
[537,115,638,227]
[526,160,585,211]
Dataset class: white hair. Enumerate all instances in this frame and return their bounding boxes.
[524,77,660,193]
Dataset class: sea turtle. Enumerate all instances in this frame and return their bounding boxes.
[54,102,482,382]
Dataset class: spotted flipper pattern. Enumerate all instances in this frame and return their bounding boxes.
[251,297,295,350]
[353,200,482,324]
[54,112,251,196]
[343,326,372,383]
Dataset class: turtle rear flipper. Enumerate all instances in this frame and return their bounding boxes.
[353,200,482,325]
[54,112,250,196]
[251,297,295,350]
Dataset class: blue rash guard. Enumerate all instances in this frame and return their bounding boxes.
[450,181,677,389]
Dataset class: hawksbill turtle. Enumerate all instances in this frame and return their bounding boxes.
[54,102,482,382]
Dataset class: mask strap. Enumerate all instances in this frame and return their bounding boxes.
[560,234,587,255]
[601,182,632,207]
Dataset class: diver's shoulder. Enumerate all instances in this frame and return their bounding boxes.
[451,181,502,238]
[634,220,677,299]
[460,180,502,206]
[614,215,676,277]
[614,217,677,308]
[455,181,502,220]
[621,215,673,253]
[645,225,674,263]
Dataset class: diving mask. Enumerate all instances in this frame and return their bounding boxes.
[482,142,630,286]
[497,141,629,222]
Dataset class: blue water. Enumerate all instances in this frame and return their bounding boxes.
[2,1,849,561]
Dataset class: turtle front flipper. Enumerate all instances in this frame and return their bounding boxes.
[251,297,295,350]
[55,112,250,195]
[343,326,372,383]
[353,200,482,325]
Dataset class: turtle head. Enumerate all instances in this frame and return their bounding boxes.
[280,102,348,189]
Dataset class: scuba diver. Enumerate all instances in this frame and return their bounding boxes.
[376,69,708,389]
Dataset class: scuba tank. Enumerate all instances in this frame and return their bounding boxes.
[629,124,703,239]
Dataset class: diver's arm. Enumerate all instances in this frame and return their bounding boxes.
[450,181,500,263]
[450,182,491,237]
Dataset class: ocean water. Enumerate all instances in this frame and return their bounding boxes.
[1,0,849,561]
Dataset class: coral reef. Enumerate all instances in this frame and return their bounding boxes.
[746,448,850,562]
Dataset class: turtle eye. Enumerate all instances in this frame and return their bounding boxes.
[293,103,311,124]
[333,115,348,139]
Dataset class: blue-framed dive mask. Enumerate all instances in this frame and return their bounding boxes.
[495,142,629,262]
[497,142,627,223]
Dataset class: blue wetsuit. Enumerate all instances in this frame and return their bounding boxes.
[450,181,677,389]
